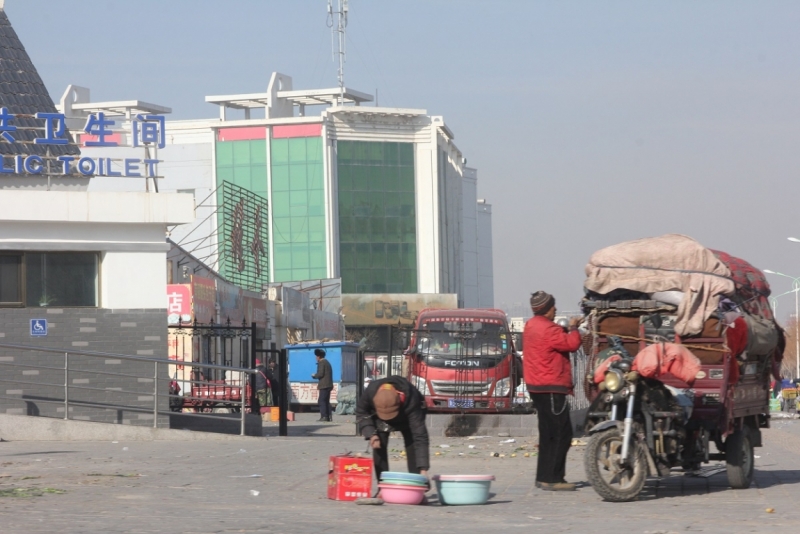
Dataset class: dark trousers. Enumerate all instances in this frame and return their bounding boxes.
[373,425,421,483]
[531,392,573,484]
[318,387,332,420]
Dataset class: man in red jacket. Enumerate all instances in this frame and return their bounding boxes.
[523,290,582,491]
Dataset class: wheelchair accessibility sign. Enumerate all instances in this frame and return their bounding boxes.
[30,319,47,337]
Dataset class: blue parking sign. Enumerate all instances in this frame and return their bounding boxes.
[30,319,47,337]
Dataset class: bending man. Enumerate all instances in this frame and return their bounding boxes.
[355,376,430,486]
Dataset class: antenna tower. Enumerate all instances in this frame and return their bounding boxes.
[327,0,348,106]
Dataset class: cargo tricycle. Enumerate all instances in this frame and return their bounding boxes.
[580,236,784,502]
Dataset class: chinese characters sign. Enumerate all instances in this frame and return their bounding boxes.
[0,108,165,177]
[219,181,270,292]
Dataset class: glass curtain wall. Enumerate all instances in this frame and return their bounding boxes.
[270,136,326,282]
[337,141,417,294]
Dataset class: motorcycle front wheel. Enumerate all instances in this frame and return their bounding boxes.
[585,427,648,502]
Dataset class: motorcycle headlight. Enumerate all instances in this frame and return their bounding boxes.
[493,377,511,397]
[412,375,430,396]
[604,369,624,393]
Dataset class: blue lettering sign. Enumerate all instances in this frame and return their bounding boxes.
[0,107,16,143]
[106,158,121,177]
[23,155,43,174]
[77,157,96,175]
[83,112,117,147]
[34,112,68,145]
[58,155,75,174]
[144,159,158,177]
[124,158,141,177]
[132,114,166,149]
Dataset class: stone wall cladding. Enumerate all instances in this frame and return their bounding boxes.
[0,308,169,427]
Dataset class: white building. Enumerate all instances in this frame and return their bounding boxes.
[62,72,494,307]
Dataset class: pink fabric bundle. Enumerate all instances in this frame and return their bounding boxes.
[632,342,702,385]
[592,354,622,384]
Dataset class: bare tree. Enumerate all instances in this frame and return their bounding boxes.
[780,317,798,380]
[345,328,381,351]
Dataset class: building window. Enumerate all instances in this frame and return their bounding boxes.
[337,141,417,294]
[0,252,98,308]
[0,254,22,305]
[269,136,326,282]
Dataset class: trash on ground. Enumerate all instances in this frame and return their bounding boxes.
[570,439,587,446]
[355,497,384,505]
[500,439,516,444]
[766,508,775,513]
[466,436,491,440]
[0,487,66,498]
[249,490,260,496]
[489,452,499,457]
[122,447,129,451]
[111,441,118,444]
[439,444,450,448]
[238,449,247,453]
[468,445,476,449]
[230,474,263,478]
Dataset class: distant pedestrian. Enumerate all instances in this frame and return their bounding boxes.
[255,359,272,409]
[267,360,281,407]
[312,348,333,422]
[523,291,582,491]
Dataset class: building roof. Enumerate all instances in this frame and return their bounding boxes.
[70,100,172,117]
[0,7,80,157]
[206,87,373,110]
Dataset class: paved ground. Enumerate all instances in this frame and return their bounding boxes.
[1,413,800,533]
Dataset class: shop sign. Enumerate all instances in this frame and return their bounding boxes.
[0,108,165,177]
[167,284,192,325]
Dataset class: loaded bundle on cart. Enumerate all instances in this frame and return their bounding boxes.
[579,234,784,502]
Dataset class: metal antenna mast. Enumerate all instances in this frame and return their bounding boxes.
[328,0,348,106]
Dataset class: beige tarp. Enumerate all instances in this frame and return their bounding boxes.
[584,234,735,336]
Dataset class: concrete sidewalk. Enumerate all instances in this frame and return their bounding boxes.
[0,416,799,532]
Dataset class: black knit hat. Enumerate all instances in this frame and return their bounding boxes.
[314,348,326,358]
[530,291,555,315]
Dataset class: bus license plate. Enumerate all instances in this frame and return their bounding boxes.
[448,398,474,409]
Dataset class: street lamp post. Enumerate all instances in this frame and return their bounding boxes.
[763,269,800,380]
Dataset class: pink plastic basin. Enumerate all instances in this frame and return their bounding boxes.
[377,483,426,505]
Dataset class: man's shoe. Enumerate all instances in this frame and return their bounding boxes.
[535,481,542,488]
[539,482,576,491]
[317,417,327,422]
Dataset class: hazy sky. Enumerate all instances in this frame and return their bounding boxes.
[8,1,800,320]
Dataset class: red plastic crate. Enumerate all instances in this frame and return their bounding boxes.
[327,455,373,501]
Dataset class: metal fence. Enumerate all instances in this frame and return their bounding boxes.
[0,341,260,436]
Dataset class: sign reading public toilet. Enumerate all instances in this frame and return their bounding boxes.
[0,108,165,177]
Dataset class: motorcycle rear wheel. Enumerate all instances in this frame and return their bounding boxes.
[725,426,754,489]
[585,427,647,502]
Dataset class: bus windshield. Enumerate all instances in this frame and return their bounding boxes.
[416,321,509,358]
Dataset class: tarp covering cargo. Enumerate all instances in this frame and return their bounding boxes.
[584,234,735,336]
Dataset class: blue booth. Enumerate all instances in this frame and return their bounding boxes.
[287,342,359,406]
